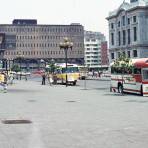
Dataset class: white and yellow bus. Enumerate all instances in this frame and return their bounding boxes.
[55,63,80,85]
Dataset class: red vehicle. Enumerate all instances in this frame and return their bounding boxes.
[110,58,148,96]
[32,70,44,75]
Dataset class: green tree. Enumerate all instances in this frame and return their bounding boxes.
[112,53,133,73]
[11,64,21,72]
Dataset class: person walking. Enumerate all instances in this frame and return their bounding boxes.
[48,73,53,86]
[41,72,46,85]
[9,72,14,85]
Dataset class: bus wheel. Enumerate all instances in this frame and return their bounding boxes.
[118,84,123,94]
[140,86,143,96]
[73,81,76,86]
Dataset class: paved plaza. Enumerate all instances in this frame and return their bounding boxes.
[0,79,148,148]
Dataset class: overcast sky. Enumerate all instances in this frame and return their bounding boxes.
[0,0,127,40]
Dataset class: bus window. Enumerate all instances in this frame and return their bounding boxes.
[134,68,141,74]
[111,67,125,74]
[56,69,62,74]
[142,69,148,80]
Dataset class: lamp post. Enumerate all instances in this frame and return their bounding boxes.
[59,37,73,87]
[50,58,55,73]
[16,51,24,80]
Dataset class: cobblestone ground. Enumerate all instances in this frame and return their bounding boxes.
[0,79,148,148]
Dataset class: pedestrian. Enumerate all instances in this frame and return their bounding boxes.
[49,73,53,86]
[9,72,14,85]
[53,73,57,85]
[41,72,46,85]
[3,72,7,92]
[92,70,95,77]
[25,74,27,81]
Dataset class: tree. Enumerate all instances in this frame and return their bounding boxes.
[112,53,133,73]
[11,64,21,72]
[46,63,60,74]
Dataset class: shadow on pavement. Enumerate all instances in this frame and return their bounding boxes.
[124,100,148,103]
[7,88,39,93]
[103,93,127,96]
[80,87,109,91]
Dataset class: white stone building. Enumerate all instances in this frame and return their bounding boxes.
[84,31,106,68]
[107,0,148,63]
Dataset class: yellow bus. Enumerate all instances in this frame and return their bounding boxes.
[55,63,80,85]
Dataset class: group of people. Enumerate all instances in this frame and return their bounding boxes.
[0,70,17,92]
[41,72,57,86]
[0,71,8,92]
[92,70,102,78]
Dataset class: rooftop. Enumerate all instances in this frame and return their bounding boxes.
[108,0,148,18]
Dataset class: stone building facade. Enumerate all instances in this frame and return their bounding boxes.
[0,19,84,70]
[107,0,148,63]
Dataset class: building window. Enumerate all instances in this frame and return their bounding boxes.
[111,23,114,29]
[133,16,137,23]
[111,33,114,45]
[118,21,120,27]
[111,52,114,59]
[118,31,121,46]
[133,50,137,57]
[127,29,131,44]
[127,18,130,25]
[122,16,125,26]
[123,30,126,45]
[133,27,137,41]
[127,51,130,58]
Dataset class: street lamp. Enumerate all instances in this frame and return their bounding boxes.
[50,58,55,73]
[16,51,24,80]
[59,37,73,87]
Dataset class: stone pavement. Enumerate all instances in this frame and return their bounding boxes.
[0,80,148,147]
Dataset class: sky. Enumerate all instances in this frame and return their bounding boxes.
[0,0,128,40]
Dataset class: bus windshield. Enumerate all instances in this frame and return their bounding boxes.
[62,67,79,73]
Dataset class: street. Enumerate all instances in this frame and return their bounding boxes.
[0,78,148,148]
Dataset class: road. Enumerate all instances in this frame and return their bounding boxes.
[0,78,148,148]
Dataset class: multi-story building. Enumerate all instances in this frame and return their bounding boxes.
[0,19,84,69]
[84,31,107,69]
[107,0,148,63]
